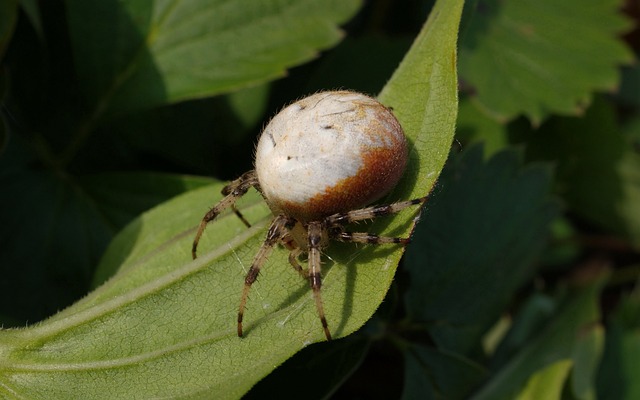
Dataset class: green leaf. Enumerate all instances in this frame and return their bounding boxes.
[597,283,640,400]
[401,343,487,400]
[67,0,362,117]
[471,267,608,400]
[456,96,509,158]
[379,0,463,193]
[0,150,211,326]
[490,293,557,369]
[514,360,573,400]
[570,323,604,400]
[0,0,464,397]
[525,97,640,248]
[618,65,640,107]
[81,172,212,230]
[404,145,558,354]
[459,0,634,124]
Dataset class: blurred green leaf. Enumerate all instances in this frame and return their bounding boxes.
[617,65,640,108]
[0,0,464,396]
[67,0,362,118]
[597,282,640,400]
[404,145,558,354]
[459,0,634,124]
[226,83,271,134]
[540,217,582,268]
[0,140,211,325]
[401,343,487,400]
[490,293,557,369]
[456,96,509,157]
[570,323,604,400]
[471,266,608,400]
[515,360,573,400]
[525,97,640,248]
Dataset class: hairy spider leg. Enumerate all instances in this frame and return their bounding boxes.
[230,204,252,228]
[287,246,307,278]
[192,170,259,259]
[333,230,411,245]
[237,214,293,337]
[307,221,332,341]
[326,197,428,245]
[325,197,427,226]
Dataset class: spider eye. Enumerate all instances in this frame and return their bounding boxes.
[254,90,407,222]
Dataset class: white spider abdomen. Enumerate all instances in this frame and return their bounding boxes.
[254,91,407,222]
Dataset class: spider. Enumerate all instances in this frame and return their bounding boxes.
[192,90,426,341]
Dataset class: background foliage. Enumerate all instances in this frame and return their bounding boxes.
[1,0,639,399]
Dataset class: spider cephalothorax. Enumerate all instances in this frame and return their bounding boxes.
[192,90,426,340]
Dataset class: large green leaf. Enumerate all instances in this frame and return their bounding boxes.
[0,0,464,397]
[459,0,634,124]
[404,145,558,354]
[67,0,361,117]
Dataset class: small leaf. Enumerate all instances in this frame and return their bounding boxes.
[67,0,362,117]
[459,0,634,124]
[404,145,558,354]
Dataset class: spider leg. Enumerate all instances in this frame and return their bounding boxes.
[288,247,307,278]
[325,196,427,226]
[237,214,292,337]
[307,221,332,341]
[231,204,252,228]
[333,230,411,245]
[192,170,259,259]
